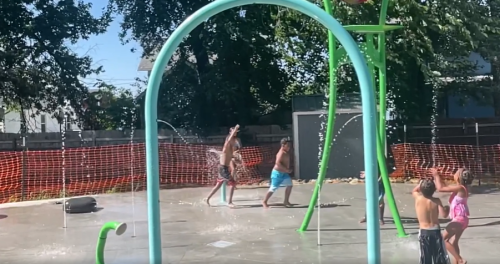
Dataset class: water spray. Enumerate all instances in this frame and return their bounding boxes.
[60,108,68,228]
[156,119,189,144]
[332,113,363,142]
[129,105,137,237]
[317,179,321,246]
[95,221,127,264]
[156,119,229,204]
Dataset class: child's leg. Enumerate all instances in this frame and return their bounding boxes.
[360,201,385,225]
[227,179,236,207]
[262,174,282,208]
[443,222,465,264]
[205,181,224,206]
[379,200,385,225]
[284,186,293,206]
[281,175,293,206]
[451,229,464,257]
[262,191,274,209]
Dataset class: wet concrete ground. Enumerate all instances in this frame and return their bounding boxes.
[0,183,499,263]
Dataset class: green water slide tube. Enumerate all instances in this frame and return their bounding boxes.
[96,221,128,264]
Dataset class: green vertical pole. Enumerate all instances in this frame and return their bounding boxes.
[297,0,338,232]
[377,32,407,237]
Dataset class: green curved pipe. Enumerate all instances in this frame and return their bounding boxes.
[96,221,128,264]
[299,0,407,236]
[297,0,338,232]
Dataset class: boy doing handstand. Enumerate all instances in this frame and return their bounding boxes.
[262,137,293,208]
[205,125,240,207]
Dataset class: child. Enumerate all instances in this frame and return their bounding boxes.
[432,168,472,264]
[412,178,450,264]
[205,125,240,207]
[262,137,293,208]
[230,137,242,182]
[359,171,386,225]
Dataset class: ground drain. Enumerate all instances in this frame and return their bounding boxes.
[208,240,235,248]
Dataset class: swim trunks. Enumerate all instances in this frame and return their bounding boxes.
[217,165,236,186]
[269,170,293,192]
[418,228,450,264]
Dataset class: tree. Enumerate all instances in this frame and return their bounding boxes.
[109,0,291,134]
[274,0,500,122]
[0,0,112,131]
[82,84,140,130]
[110,0,500,127]
[476,0,500,115]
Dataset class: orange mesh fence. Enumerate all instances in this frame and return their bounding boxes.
[391,143,500,181]
[0,143,275,203]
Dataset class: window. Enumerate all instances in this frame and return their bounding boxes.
[40,115,46,133]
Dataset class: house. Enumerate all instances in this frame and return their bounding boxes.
[0,89,100,133]
[137,52,218,76]
[0,102,80,134]
[441,52,494,118]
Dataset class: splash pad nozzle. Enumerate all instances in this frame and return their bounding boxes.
[96,221,128,264]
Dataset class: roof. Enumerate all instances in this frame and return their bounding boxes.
[137,52,217,72]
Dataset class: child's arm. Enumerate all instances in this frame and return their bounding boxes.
[434,198,449,218]
[222,125,240,150]
[411,183,421,199]
[431,168,462,193]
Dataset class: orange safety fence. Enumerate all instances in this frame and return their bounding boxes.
[3,142,498,204]
[0,143,276,204]
[391,143,500,181]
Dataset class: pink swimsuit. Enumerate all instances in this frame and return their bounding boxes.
[448,185,470,229]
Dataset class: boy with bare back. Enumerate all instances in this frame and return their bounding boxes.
[412,178,451,264]
[205,125,240,207]
[230,136,243,184]
[262,137,293,208]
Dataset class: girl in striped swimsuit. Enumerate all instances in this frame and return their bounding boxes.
[432,168,473,264]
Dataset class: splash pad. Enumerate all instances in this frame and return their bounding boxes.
[141,0,380,263]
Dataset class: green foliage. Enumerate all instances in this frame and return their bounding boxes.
[112,0,500,126]
[276,0,500,122]
[109,0,291,134]
[82,83,140,130]
[0,0,112,117]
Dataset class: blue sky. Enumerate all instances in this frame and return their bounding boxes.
[76,1,146,94]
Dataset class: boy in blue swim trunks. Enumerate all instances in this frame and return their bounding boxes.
[359,171,386,225]
[262,137,293,208]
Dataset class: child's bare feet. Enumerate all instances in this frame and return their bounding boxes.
[459,259,467,264]
[284,202,293,208]
[379,220,385,225]
[205,198,211,207]
[228,203,236,208]
[359,218,366,223]
[262,201,270,209]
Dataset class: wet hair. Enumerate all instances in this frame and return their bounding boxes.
[420,179,436,198]
[280,137,291,146]
[458,169,473,185]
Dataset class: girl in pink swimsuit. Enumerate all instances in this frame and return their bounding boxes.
[432,168,473,264]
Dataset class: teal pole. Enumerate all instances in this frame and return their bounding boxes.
[220,181,227,204]
[143,0,378,263]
